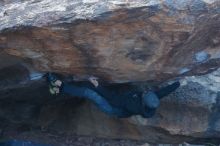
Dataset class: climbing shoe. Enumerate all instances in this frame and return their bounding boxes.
[47,73,63,95]
[49,85,60,95]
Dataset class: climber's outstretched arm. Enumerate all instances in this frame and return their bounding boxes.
[154,81,180,99]
[62,83,132,118]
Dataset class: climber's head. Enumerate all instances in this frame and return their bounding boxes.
[142,91,160,109]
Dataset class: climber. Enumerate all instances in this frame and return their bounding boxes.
[47,73,180,118]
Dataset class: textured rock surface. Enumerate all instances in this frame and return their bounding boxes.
[0,61,220,144]
[0,0,220,145]
[1,0,220,82]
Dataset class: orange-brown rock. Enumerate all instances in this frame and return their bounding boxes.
[1,0,220,145]
[1,0,220,82]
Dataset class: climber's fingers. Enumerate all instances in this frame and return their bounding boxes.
[89,76,99,87]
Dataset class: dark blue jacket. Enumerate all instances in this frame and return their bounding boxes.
[62,81,156,118]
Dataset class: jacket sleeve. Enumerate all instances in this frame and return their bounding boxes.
[155,81,180,99]
[141,107,156,118]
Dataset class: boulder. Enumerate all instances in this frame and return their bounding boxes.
[0,0,220,145]
[0,0,220,82]
[0,60,219,144]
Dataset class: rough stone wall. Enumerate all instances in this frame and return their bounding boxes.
[0,0,220,82]
[0,0,220,144]
[0,0,219,30]
[0,62,220,144]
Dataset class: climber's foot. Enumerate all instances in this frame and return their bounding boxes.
[47,73,62,95]
[47,73,62,86]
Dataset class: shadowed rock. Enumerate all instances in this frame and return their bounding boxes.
[0,0,220,145]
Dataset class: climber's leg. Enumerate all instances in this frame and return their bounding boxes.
[46,73,131,117]
[62,83,131,118]
[154,81,180,99]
